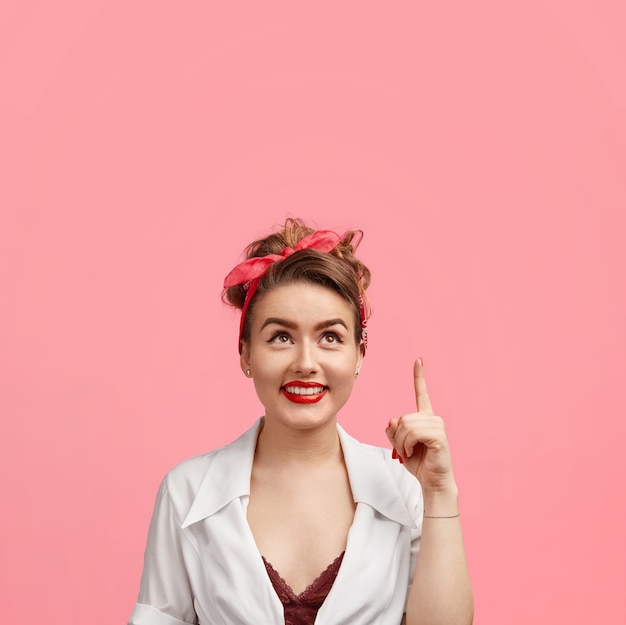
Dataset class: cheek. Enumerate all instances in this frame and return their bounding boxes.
[249,350,287,384]
[332,360,360,386]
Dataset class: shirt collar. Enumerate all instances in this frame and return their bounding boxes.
[182,419,416,529]
[181,421,260,528]
[337,424,416,528]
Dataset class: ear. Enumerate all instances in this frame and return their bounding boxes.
[240,341,251,375]
[356,342,364,370]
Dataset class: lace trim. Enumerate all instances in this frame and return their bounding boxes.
[262,551,345,602]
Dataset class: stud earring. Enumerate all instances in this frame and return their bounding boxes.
[355,370,359,377]
[245,369,252,377]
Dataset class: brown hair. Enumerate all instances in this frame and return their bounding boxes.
[223,218,371,346]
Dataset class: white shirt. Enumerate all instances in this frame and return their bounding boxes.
[129,419,423,625]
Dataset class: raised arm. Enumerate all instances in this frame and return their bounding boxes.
[386,358,474,625]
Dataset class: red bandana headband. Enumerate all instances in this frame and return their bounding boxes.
[223,230,368,354]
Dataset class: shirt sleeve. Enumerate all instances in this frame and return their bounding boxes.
[128,478,198,625]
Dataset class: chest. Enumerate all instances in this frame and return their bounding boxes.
[246,465,355,595]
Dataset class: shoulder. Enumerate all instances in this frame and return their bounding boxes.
[156,420,261,523]
[355,439,423,500]
[158,447,223,511]
[338,427,423,522]
[166,447,221,486]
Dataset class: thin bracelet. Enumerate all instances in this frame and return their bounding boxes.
[423,513,460,519]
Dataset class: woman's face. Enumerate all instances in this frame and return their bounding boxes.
[241,282,363,431]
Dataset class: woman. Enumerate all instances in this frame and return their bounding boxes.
[128,219,473,625]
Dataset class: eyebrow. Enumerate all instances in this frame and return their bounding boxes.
[260,317,349,331]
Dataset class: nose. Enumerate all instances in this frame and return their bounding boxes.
[292,339,318,376]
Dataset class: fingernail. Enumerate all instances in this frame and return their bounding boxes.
[418,357,424,367]
[392,448,397,459]
[399,457,404,464]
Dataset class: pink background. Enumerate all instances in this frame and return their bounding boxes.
[1,1,625,623]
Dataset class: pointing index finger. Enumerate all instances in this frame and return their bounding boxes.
[414,357,434,414]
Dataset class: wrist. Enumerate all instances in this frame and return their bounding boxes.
[421,485,459,517]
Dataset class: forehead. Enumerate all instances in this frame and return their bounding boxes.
[252,283,355,326]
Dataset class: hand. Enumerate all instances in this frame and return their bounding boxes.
[385,358,456,493]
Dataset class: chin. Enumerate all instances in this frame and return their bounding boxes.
[270,407,339,431]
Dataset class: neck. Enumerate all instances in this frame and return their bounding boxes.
[254,418,342,468]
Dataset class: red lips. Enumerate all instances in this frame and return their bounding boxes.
[281,381,327,404]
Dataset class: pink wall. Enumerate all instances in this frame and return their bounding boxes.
[1,2,624,623]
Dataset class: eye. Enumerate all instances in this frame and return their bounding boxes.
[321,332,344,345]
[268,331,291,344]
